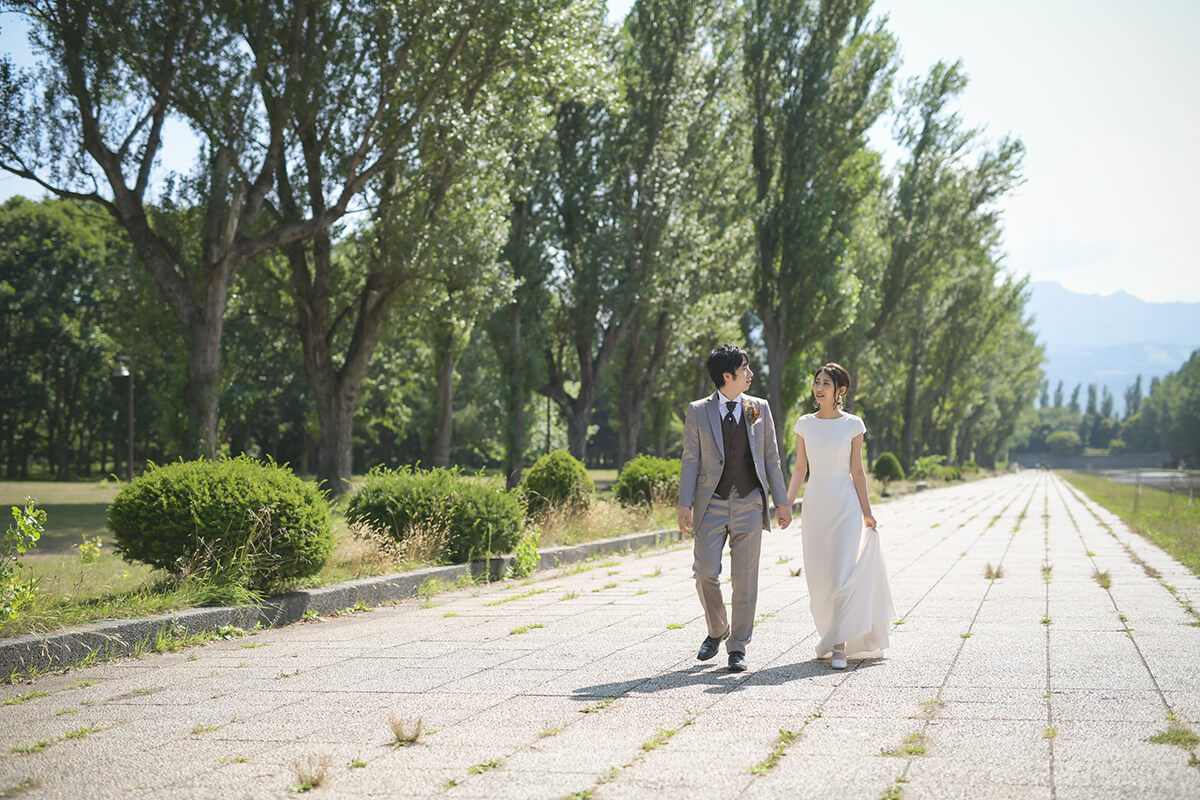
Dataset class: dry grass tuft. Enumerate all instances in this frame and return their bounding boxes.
[984,563,1004,580]
[1092,568,1112,589]
[389,714,423,747]
[291,754,331,792]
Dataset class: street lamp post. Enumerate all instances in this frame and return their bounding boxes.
[113,355,134,482]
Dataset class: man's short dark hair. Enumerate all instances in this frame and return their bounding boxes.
[706,344,748,389]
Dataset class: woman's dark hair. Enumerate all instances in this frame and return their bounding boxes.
[814,362,851,408]
[706,344,748,389]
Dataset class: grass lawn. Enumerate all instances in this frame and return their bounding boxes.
[1062,470,1200,576]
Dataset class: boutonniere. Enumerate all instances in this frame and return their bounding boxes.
[744,400,760,425]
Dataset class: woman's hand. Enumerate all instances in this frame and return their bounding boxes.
[864,513,878,530]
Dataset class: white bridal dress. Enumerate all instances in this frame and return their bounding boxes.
[795,412,895,659]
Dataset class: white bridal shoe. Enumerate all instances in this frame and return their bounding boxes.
[831,647,847,670]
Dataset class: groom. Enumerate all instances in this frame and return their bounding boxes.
[678,344,790,672]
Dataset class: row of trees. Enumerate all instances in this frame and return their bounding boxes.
[0,0,1042,491]
[1023,362,1200,464]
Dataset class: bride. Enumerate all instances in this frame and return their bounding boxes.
[786,363,895,669]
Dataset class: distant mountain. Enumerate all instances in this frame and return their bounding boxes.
[1025,281,1200,414]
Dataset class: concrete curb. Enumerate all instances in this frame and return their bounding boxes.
[0,526,684,679]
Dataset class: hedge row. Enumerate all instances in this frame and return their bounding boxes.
[105,449,679,598]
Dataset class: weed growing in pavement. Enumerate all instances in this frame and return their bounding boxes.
[560,591,579,600]
[484,587,553,606]
[881,778,907,799]
[776,556,789,565]
[984,563,1004,580]
[2,690,51,706]
[468,759,500,774]
[61,726,101,740]
[1042,563,1053,582]
[389,714,423,747]
[789,566,803,577]
[748,730,800,774]
[579,698,614,714]
[291,754,331,793]
[348,757,367,768]
[442,778,458,788]
[509,623,544,635]
[191,724,221,735]
[666,623,684,629]
[0,778,39,796]
[8,740,50,755]
[880,733,927,757]
[538,728,566,739]
[276,669,300,679]
[1092,569,1112,589]
[53,708,79,716]
[1043,728,1058,739]
[241,642,269,649]
[960,632,972,639]
[1146,719,1200,751]
[1041,616,1052,625]
[916,698,945,719]
[640,727,677,752]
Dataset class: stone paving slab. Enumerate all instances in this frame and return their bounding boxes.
[2,472,1199,799]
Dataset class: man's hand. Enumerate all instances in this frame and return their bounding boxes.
[677,505,693,535]
[776,505,792,529]
[776,504,792,529]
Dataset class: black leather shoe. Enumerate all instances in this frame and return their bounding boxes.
[728,651,747,672]
[697,631,728,661]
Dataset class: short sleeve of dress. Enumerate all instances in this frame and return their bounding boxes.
[793,414,806,439]
[852,415,866,437]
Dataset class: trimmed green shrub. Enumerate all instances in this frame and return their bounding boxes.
[1046,430,1083,456]
[939,465,964,481]
[522,450,594,515]
[346,466,524,562]
[872,452,905,484]
[107,457,333,592]
[614,456,681,507]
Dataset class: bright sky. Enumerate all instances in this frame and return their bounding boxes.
[4,2,1198,302]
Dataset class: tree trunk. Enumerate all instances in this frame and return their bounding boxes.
[502,302,526,489]
[184,298,226,459]
[432,326,455,468]
[762,306,790,467]
[315,386,356,497]
[900,328,923,471]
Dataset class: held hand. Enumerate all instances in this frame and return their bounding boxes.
[677,506,693,536]
[864,512,878,531]
[776,505,792,529]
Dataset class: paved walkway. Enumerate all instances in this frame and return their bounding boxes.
[2,472,1199,799]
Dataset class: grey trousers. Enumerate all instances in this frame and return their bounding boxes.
[693,487,763,655]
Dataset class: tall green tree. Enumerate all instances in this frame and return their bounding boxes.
[607,0,751,468]
[743,0,897,455]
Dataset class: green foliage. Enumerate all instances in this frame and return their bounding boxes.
[2,500,45,621]
[614,456,681,507]
[872,452,905,483]
[1107,438,1127,454]
[346,466,524,562]
[909,454,946,480]
[107,457,333,592]
[508,527,543,579]
[962,460,980,473]
[1046,430,1083,457]
[522,450,594,515]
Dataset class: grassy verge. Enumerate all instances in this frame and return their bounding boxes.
[1,476,678,640]
[1061,470,1200,576]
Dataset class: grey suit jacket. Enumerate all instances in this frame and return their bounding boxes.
[678,392,789,531]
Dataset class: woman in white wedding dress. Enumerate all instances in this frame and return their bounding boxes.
[786,363,895,669]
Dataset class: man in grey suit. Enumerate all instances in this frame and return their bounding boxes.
[677,344,791,672]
